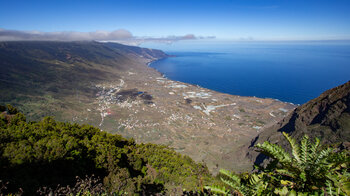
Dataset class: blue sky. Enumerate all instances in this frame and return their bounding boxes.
[1,0,350,40]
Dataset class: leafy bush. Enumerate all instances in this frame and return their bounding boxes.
[0,111,212,195]
[206,132,350,195]
[6,104,18,114]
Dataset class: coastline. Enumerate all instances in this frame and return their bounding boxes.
[99,55,296,173]
[60,46,296,173]
[147,57,298,106]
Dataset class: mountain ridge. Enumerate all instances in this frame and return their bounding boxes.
[0,41,168,120]
[247,80,350,165]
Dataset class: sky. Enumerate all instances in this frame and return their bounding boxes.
[1,0,350,41]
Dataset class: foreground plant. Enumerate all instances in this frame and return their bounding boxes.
[206,132,350,195]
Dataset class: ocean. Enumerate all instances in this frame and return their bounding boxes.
[142,41,350,104]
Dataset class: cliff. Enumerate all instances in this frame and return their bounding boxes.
[248,81,350,165]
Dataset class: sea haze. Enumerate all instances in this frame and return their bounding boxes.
[142,41,350,104]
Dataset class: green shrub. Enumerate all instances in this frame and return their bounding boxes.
[0,112,212,195]
[6,104,18,114]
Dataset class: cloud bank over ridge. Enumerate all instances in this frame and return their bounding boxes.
[0,28,215,45]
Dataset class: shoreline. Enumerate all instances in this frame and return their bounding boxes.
[146,57,297,106]
[93,54,297,173]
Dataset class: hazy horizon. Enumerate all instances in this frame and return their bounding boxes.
[1,0,350,43]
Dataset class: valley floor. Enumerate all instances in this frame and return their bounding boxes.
[74,57,295,173]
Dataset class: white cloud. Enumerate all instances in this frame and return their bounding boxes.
[0,29,133,41]
[0,28,215,45]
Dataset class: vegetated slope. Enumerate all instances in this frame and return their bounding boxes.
[104,42,170,60]
[0,41,295,174]
[248,80,350,165]
[0,41,167,120]
[0,109,211,195]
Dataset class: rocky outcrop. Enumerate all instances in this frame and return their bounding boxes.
[247,81,350,166]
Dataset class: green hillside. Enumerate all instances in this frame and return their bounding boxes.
[0,41,167,121]
[0,106,212,195]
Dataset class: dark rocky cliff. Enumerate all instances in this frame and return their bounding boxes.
[247,81,350,165]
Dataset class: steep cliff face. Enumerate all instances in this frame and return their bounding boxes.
[278,80,350,142]
[248,81,350,165]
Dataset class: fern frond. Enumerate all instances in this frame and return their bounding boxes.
[309,137,320,160]
[220,169,241,184]
[300,135,310,166]
[220,177,241,191]
[327,151,349,168]
[325,180,335,196]
[275,168,297,178]
[249,173,261,185]
[315,148,332,165]
[283,132,301,164]
[326,172,350,195]
[256,141,292,164]
[205,185,229,195]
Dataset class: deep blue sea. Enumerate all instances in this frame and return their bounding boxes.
[142,41,350,104]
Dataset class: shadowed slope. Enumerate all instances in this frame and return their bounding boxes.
[248,81,350,166]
